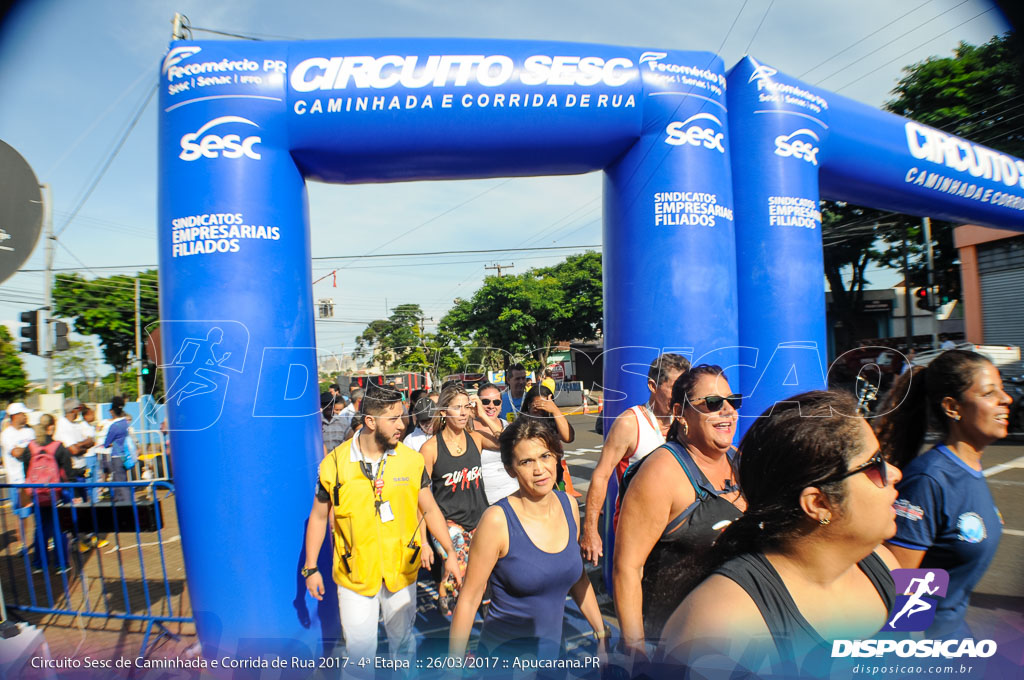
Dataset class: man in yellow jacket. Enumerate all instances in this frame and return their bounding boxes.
[303,384,461,662]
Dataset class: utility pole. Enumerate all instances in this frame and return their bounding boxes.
[42,183,54,394]
[135,277,143,400]
[485,262,514,277]
[903,226,913,349]
[171,13,186,40]
[922,217,939,349]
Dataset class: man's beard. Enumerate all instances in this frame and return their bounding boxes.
[373,427,393,451]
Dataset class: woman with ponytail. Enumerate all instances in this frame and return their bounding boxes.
[613,365,746,656]
[658,390,901,675]
[876,350,1010,638]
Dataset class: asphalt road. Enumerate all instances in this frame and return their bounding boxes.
[560,413,1024,637]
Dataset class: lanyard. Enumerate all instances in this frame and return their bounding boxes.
[359,454,388,516]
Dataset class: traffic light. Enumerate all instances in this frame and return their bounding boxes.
[19,310,39,355]
[915,287,939,312]
[53,320,69,351]
[141,361,157,393]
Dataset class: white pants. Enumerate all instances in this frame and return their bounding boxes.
[338,581,416,662]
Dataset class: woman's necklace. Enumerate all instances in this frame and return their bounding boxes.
[443,430,465,455]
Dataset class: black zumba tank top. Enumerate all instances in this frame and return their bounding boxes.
[431,430,489,530]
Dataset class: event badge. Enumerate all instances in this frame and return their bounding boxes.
[379,501,395,523]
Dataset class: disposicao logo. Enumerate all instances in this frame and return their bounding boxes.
[885,568,948,632]
[831,568,998,660]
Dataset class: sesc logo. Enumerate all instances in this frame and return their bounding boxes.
[162,46,202,76]
[774,128,820,165]
[179,116,262,162]
[665,113,725,153]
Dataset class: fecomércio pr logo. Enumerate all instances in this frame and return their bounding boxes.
[885,568,949,632]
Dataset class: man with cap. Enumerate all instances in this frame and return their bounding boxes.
[54,398,95,476]
[1,403,35,540]
[403,397,436,452]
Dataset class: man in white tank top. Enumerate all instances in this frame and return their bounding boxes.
[580,353,690,566]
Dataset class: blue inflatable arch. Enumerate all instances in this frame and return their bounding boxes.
[157,39,1024,660]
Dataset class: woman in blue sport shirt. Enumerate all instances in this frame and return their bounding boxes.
[875,349,1010,638]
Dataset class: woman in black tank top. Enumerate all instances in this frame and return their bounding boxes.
[614,365,746,653]
[419,384,489,615]
[657,390,902,677]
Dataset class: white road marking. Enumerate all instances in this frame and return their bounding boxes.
[984,455,1024,477]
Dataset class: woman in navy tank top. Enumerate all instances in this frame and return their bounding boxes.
[449,417,607,664]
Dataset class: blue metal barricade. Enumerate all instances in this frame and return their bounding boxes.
[0,480,192,657]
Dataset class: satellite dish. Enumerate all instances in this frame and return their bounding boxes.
[0,139,43,284]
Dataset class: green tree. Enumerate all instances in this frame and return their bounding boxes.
[439,251,603,369]
[52,270,159,374]
[55,340,100,384]
[886,33,1023,158]
[0,325,28,403]
[354,303,431,372]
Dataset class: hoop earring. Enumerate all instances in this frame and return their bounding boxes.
[681,420,688,437]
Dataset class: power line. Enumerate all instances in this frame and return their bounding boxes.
[742,0,775,54]
[334,179,514,269]
[797,0,938,79]
[716,0,751,54]
[185,23,305,41]
[834,6,997,93]
[813,0,971,86]
[56,82,158,238]
[17,244,601,275]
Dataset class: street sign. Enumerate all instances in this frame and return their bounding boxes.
[548,362,566,380]
[0,140,43,284]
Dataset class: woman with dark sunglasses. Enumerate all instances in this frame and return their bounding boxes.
[657,390,901,677]
[472,383,518,504]
[613,364,746,657]
[875,349,1010,639]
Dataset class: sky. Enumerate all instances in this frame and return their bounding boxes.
[0,0,1013,381]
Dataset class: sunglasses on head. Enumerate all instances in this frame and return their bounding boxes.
[818,452,889,489]
[478,398,499,406]
[689,393,743,412]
